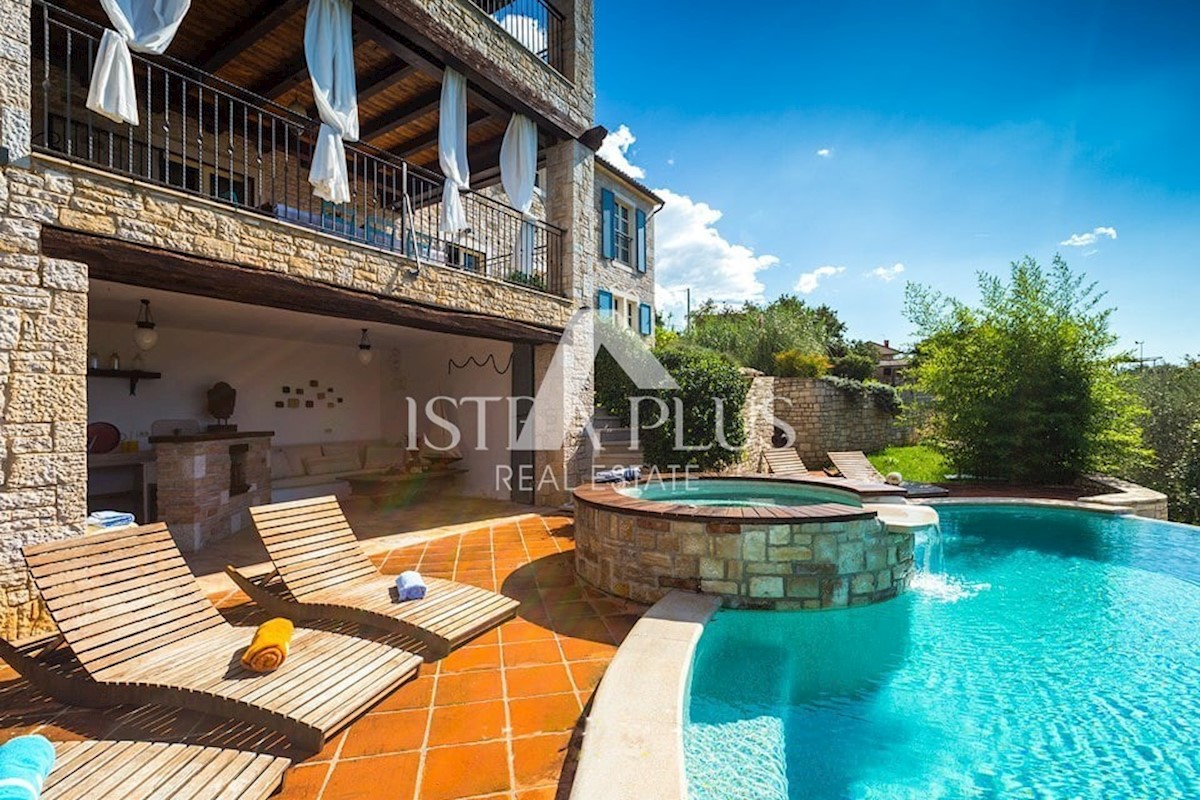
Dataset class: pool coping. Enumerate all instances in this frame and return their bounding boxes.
[569,590,722,800]
[916,496,1135,515]
[574,475,902,524]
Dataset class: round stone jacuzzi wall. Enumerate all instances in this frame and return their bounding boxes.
[573,484,915,610]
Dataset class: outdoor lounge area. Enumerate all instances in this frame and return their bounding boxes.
[0,506,641,799]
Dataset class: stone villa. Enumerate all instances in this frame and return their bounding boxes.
[0,0,658,636]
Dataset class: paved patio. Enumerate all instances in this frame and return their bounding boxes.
[0,508,648,800]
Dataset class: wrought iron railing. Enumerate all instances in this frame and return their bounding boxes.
[469,0,566,74]
[30,0,566,298]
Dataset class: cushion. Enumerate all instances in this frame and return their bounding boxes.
[322,443,363,468]
[303,454,362,476]
[269,447,302,480]
[364,445,407,471]
[288,444,324,470]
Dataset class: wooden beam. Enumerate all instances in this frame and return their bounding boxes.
[43,227,564,344]
[360,63,418,105]
[393,110,492,158]
[251,56,310,102]
[359,87,440,141]
[201,0,307,74]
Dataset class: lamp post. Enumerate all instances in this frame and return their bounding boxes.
[1134,340,1145,369]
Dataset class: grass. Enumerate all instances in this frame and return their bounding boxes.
[868,445,950,484]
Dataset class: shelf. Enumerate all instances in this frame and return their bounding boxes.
[88,368,161,395]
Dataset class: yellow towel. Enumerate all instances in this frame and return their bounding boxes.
[241,618,294,673]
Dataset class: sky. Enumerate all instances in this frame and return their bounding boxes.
[591,0,1200,362]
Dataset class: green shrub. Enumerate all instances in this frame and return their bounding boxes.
[506,270,546,292]
[774,350,830,378]
[1168,422,1200,524]
[821,375,903,415]
[831,352,877,381]
[683,295,837,374]
[595,340,749,473]
[905,255,1150,484]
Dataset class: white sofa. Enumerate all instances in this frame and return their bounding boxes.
[270,440,408,503]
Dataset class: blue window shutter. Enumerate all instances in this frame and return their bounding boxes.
[597,290,614,319]
[635,209,647,273]
[601,189,615,260]
[639,303,652,335]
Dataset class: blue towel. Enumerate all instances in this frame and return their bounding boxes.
[395,571,427,602]
[0,735,55,800]
[86,511,136,528]
[593,466,641,484]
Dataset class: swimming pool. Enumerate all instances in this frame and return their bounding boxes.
[618,479,862,508]
[685,504,1200,799]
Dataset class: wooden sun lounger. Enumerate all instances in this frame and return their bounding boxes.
[40,739,290,800]
[227,496,519,661]
[20,523,423,752]
[826,450,950,498]
[762,447,808,476]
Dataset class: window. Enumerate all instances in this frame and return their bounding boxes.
[626,299,635,329]
[614,200,632,265]
[446,244,485,272]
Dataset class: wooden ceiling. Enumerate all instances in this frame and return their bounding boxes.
[56,0,546,186]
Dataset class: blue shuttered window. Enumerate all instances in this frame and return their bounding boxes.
[639,303,653,336]
[597,290,614,319]
[635,209,647,273]
[601,189,616,260]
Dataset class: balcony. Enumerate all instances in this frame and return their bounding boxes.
[31,0,566,298]
[468,0,566,74]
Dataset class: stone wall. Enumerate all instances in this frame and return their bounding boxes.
[0,0,89,638]
[774,378,912,468]
[154,435,272,553]
[730,370,774,475]
[574,498,913,610]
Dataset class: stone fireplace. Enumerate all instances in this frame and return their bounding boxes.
[151,431,273,552]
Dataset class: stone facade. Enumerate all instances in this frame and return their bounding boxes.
[774,377,912,468]
[153,434,273,553]
[591,159,657,337]
[0,0,605,635]
[0,0,89,638]
[574,498,913,610]
[730,370,774,475]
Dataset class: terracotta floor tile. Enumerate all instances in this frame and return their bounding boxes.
[339,709,428,758]
[438,644,502,674]
[323,752,419,800]
[427,699,507,746]
[554,617,617,644]
[508,693,583,737]
[275,762,329,800]
[516,787,560,800]
[505,664,575,699]
[309,729,346,763]
[557,636,618,663]
[513,731,572,789]
[374,675,435,711]
[420,741,511,800]
[503,640,565,668]
[435,670,505,706]
[461,627,501,648]
[500,619,557,643]
[567,660,610,693]
[544,600,596,622]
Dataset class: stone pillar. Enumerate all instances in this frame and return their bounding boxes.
[544,138,596,309]
[0,0,91,637]
[557,0,595,117]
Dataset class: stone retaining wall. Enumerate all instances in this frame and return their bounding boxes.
[774,377,912,468]
[573,497,913,610]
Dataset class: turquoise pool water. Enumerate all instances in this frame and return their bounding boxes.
[618,479,860,508]
[685,505,1200,799]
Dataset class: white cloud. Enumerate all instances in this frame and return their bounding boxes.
[597,125,646,180]
[653,188,779,318]
[795,265,845,294]
[1060,226,1117,248]
[816,148,833,158]
[868,262,905,282]
[497,13,547,59]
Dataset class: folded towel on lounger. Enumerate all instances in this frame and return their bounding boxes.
[593,466,641,484]
[0,734,55,800]
[241,618,294,673]
[85,510,136,529]
[395,571,427,602]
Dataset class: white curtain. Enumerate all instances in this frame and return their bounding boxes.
[500,114,538,274]
[439,69,470,234]
[305,0,359,204]
[86,0,192,126]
